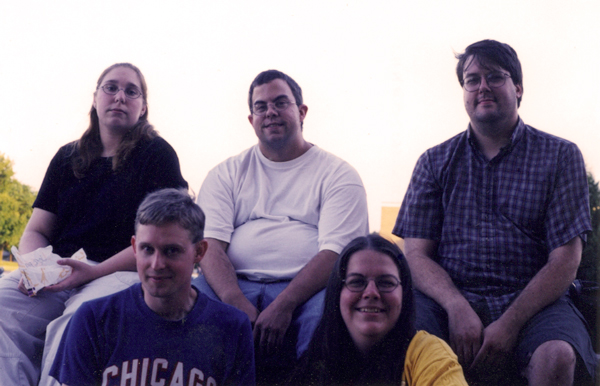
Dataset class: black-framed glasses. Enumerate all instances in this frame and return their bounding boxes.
[252,100,296,116]
[343,274,401,293]
[100,84,142,99]
[463,72,511,92]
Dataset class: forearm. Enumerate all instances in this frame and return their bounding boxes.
[199,239,253,310]
[404,238,469,312]
[498,237,581,331]
[90,246,137,280]
[18,208,57,254]
[18,231,51,254]
[405,238,484,367]
[272,249,338,311]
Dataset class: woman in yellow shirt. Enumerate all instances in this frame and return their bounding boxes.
[290,234,468,385]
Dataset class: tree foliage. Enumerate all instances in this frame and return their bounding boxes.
[578,172,600,282]
[0,153,36,256]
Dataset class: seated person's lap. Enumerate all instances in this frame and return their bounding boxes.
[193,274,323,355]
[516,294,596,383]
[414,289,596,383]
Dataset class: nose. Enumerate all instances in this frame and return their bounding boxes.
[265,103,279,117]
[361,280,381,299]
[114,88,127,102]
[150,253,166,270]
[478,77,491,92]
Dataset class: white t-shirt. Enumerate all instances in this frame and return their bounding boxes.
[199,145,369,280]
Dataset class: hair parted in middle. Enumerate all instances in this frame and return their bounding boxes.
[289,233,416,385]
[72,62,158,178]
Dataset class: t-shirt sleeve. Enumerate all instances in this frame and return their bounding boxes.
[138,138,188,193]
[197,163,236,243]
[33,145,72,214]
[317,163,369,254]
[403,331,468,386]
[50,303,103,386]
[393,151,444,241]
[544,143,592,251]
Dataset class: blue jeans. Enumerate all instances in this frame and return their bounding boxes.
[193,274,324,384]
[192,274,324,357]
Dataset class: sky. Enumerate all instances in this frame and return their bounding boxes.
[1,0,599,231]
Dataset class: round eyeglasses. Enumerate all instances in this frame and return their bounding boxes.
[343,275,401,293]
[252,100,296,116]
[100,84,142,99]
[463,72,511,92]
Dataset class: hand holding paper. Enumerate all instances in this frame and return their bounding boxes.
[11,246,87,296]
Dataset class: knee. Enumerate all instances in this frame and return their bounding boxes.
[525,340,576,381]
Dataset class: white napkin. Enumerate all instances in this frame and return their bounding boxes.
[11,246,87,296]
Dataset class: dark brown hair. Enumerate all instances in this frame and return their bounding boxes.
[290,234,416,385]
[456,39,524,107]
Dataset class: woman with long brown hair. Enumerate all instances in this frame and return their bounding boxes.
[0,63,188,385]
[290,234,467,385]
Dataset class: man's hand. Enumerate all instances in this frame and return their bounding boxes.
[253,299,294,356]
[448,302,484,367]
[469,317,518,375]
[44,259,98,292]
[236,302,260,327]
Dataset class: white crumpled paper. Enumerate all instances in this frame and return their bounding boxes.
[11,246,87,296]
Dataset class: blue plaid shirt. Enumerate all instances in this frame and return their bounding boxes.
[394,119,591,321]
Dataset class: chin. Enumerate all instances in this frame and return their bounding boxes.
[358,324,389,338]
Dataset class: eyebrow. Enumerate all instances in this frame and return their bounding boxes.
[253,95,293,105]
[346,273,365,277]
[102,79,141,89]
[345,273,398,278]
[464,71,509,79]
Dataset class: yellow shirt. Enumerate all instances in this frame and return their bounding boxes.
[402,331,468,386]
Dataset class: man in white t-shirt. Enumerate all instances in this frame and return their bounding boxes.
[192,69,369,384]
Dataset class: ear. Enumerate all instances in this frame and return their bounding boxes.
[140,103,147,118]
[248,114,254,125]
[92,91,98,110]
[298,104,308,122]
[194,239,208,264]
[515,84,523,100]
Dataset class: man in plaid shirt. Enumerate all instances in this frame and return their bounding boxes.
[394,39,595,385]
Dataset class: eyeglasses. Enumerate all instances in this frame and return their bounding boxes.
[463,72,511,92]
[343,274,401,293]
[100,84,142,99]
[252,100,296,116]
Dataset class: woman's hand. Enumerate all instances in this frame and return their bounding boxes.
[44,259,98,292]
[17,277,31,295]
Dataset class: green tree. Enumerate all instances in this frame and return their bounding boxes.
[0,153,36,258]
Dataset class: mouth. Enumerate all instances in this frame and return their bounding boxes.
[148,275,171,283]
[109,108,127,114]
[476,96,495,105]
[356,307,385,313]
[263,122,283,129]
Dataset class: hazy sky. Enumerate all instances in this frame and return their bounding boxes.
[1,0,599,230]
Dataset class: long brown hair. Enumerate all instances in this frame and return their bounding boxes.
[290,234,416,385]
[72,63,157,178]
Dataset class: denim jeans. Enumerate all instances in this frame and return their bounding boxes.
[192,274,324,383]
